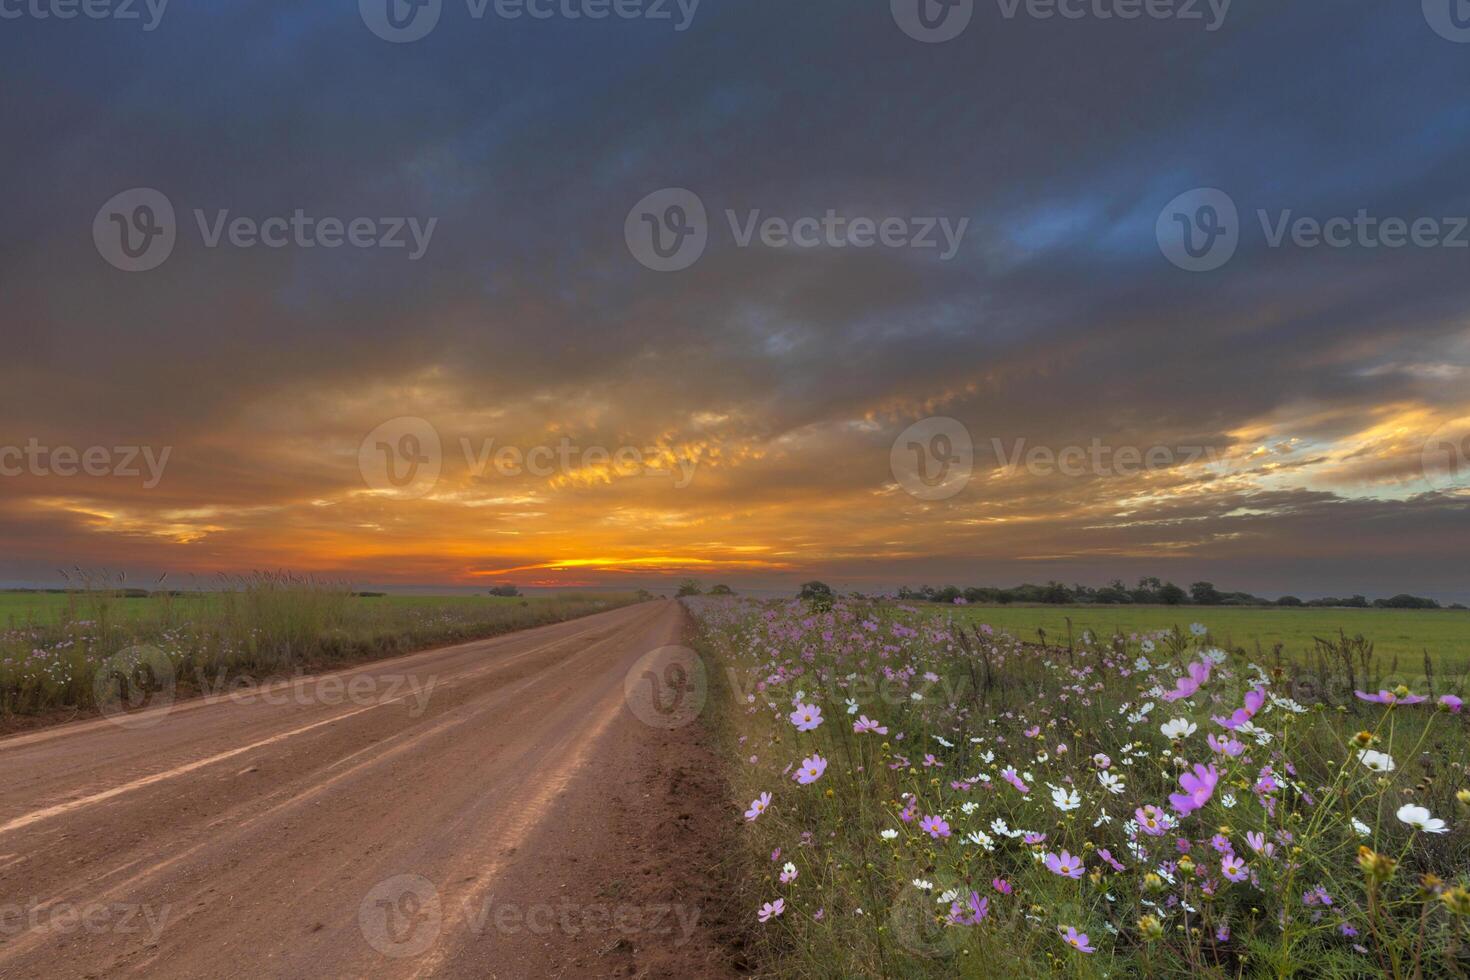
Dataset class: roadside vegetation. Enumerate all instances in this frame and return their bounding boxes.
[0,574,636,718]
[689,596,1470,977]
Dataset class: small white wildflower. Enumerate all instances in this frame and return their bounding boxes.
[1160,718,1197,740]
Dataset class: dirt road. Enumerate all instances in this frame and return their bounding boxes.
[0,600,736,979]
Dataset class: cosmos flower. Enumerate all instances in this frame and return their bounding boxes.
[1161,659,1212,703]
[919,815,952,839]
[789,702,824,731]
[1212,688,1266,731]
[880,828,899,840]
[1355,690,1427,707]
[1160,718,1197,740]
[1169,763,1220,815]
[1397,804,1448,834]
[1098,771,1126,795]
[1135,805,1171,836]
[1207,733,1245,757]
[780,862,798,884]
[1058,925,1096,953]
[1357,749,1395,773]
[794,753,828,784]
[1439,695,1464,714]
[1245,831,1275,856]
[1051,786,1082,812]
[1221,854,1249,882]
[744,792,771,821]
[946,892,989,926]
[1044,850,1085,879]
[757,899,784,922]
[1000,767,1030,794]
[853,715,888,734]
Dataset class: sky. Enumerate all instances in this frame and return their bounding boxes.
[1,0,1468,600]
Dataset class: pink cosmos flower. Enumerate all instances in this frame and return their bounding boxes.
[1000,766,1030,794]
[919,815,951,839]
[992,877,1012,894]
[745,791,772,821]
[1044,850,1085,878]
[1024,725,1041,738]
[946,892,989,926]
[1355,689,1428,706]
[1354,689,1427,706]
[789,702,824,731]
[1212,688,1266,730]
[1058,925,1096,953]
[757,898,784,922]
[1161,659,1212,702]
[1207,733,1246,757]
[1169,763,1220,815]
[1135,804,1170,836]
[779,863,798,884]
[1439,695,1463,713]
[1221,854,1248,882]
[853,714,888,734]
[1245,831,1275,857]
[794,753,827,784]
[1098,848,1125,872]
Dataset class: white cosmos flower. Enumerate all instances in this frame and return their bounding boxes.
[960,801,978,815]
[913,879,933,892]
[1160,718,1197,740]
[1098,771,1125,794]
[1190,623,1207,637]
[1358,749,1396,773]
[880,829,899,840]
[1134,656,1152,671]
[1397,804,1448,834]
[1221,793,1237,809]
[934,735,955,748]
[1351,818,1371,837]
[845,698,859,715]
[910,692,923,702]
[1051,786,1082,812]
[966,830,995,850]
[938,888,959,905]
[1235,721,1271,744]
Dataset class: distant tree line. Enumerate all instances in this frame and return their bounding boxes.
[889,578,1462,609]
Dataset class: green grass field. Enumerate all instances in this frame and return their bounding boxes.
[0,586,639,717]
[942,603,1470,665]
[0,591,593,626]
